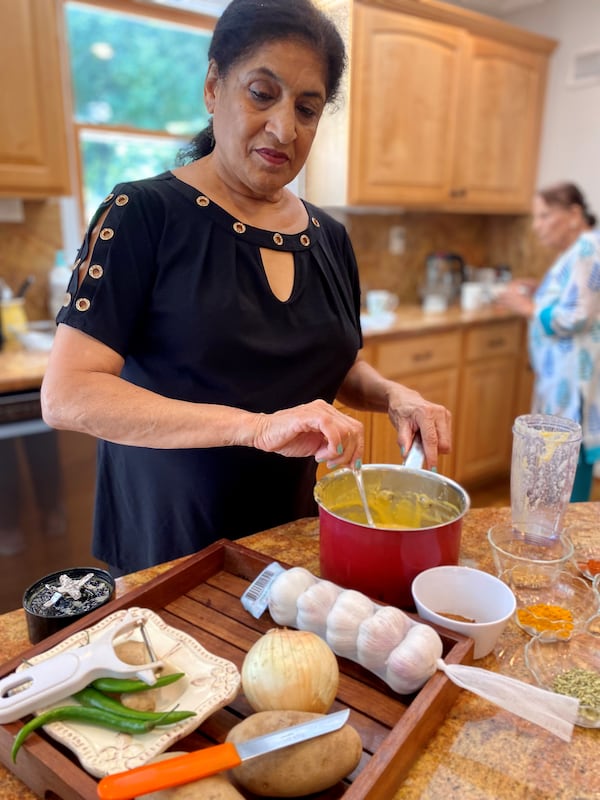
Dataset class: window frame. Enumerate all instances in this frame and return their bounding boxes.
[60,0,216,238]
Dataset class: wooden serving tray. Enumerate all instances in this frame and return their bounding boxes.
[0,540,473,800]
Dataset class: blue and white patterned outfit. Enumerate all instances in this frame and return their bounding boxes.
[529,229,600,464]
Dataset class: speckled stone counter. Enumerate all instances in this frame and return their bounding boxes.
[0,349,48,393]
[0,503,598,799]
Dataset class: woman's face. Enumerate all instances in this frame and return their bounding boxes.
[205,39,327,200]
[531,195,580,251]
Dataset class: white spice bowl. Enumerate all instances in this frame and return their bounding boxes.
[411,565,516,659]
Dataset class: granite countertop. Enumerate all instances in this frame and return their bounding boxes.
[0,503,598,799]
[0,304,521,395]
[0,349,48,394]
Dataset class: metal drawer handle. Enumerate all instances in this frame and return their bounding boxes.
[486,337,507,348]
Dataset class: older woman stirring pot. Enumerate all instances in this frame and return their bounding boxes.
[41,0,451,576]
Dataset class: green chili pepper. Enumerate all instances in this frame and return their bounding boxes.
[73,685,196,724]
[11,706,157,762]
[90,672,185,694]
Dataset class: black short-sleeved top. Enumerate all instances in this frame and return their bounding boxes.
[57,171,362,572]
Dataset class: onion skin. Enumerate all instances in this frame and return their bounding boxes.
[242,629,339,713]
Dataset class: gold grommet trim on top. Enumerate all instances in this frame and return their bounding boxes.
[273,233,284,246]
[196,195,209,207]
[62,292,72,308]
[115,194,129,206]
[75,298,91,312]
[233,221,246,234]
[100,228,114,241]
[89,264,104,279]
[300,234,310,247]
[103,193,114,203]
[311,217,320,227]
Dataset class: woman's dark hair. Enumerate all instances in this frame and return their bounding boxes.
[177,0,346,163]
[538,182,597,227]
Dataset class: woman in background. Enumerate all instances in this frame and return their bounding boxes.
[41,0,451,575]
[499,182,600,501]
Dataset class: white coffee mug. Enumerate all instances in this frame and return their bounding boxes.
[366,290,398,316]
[461,282,484,311]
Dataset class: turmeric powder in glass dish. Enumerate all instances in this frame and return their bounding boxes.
[525,630,600,728]
[501,570,599,640]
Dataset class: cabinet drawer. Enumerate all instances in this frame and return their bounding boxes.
[376,331,461,377]
[464,321,521,361]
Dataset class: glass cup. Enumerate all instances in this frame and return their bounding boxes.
[510,414,582,534]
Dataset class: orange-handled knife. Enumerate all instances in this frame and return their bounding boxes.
[97,708,350,800]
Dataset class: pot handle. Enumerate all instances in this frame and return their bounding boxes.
[404,437,424,470]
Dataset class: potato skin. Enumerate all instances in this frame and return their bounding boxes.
[226,710,362,797]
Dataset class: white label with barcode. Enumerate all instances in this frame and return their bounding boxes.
[241,562,286,618]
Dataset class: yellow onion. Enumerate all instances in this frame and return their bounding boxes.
[242,628,339,713]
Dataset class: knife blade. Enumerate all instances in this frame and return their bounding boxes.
[97,708,350,800]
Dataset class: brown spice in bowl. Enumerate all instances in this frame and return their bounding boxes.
[436,611,477,624]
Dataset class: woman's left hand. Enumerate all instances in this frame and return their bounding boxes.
[386,384,452,471]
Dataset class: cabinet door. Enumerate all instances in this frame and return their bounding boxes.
[0,0,70,196]
[455,355,517,484]
[452,36,547,211]
[349,5,466,206]
[370,367,458,477]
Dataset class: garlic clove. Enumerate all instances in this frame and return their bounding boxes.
[326,589,375,659]
[356,605,413,673]
[296,580,342,637]
[384,623,443,694]
[268,567,317,626]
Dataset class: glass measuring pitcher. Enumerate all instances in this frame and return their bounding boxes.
[510,414,582,534]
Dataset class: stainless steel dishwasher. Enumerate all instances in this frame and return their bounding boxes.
[0,389,100,613]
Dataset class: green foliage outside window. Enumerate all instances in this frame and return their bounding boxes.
[64,2,213,221]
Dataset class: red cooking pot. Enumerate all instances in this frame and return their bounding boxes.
[314,465,470,609]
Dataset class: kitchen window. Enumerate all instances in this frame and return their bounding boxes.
[63,0,215,225]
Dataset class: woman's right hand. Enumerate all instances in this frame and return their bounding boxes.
[251,399,364,469]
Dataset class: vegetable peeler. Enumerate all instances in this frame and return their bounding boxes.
[0,613,162,724]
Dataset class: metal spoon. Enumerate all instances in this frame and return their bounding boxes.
[353,465,375,526]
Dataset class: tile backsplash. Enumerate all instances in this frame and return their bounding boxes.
[0,199,63,321]
[0,199,554,323]
[344,210,554,305]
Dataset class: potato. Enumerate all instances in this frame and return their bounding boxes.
[226,710,362,797]
[114,640,150,665]
[135,754,244,800]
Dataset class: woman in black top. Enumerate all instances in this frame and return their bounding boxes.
[42,0,451,574]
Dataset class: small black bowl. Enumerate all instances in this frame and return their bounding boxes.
[23,567,115,644]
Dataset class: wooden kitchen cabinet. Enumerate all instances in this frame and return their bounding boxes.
[347,6,466,207]
[306,0,555,213]
[454,320,520,484]
[370,331,461,475]
[321,314,529,491]
[0,0,71,197]
[452,35,548,211]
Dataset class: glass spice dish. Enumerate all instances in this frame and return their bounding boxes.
[525,630,600,728]
[22,567,115,644]
[569,522,600,581]
[502,570,600,640]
